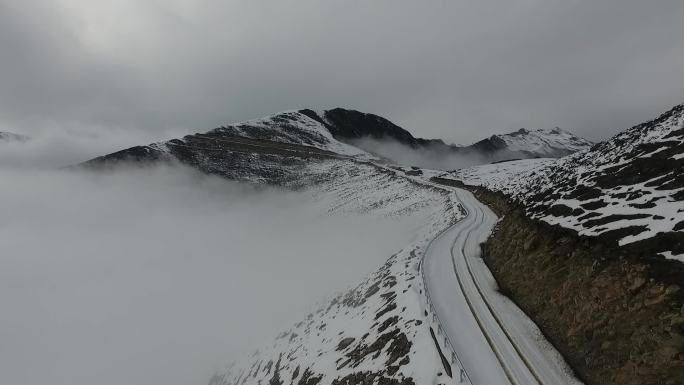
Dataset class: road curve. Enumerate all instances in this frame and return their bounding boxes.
[423,187,577,385]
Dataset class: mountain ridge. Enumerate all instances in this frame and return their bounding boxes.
[300,108,592,164]
[82,108,592,172]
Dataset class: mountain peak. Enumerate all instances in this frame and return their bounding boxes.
[467,126,592,162]
[550,126,565,134]
[299,108,421,147]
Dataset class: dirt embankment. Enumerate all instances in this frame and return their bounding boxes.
[479,188,684,385]
[432,177,684,385]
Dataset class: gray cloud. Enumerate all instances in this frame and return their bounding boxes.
[0,129,422,385]
[0,124,183,168]
[0,161,420,385]
[1,0,682,145]
[350,136,488,170]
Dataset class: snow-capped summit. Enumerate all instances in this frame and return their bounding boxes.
[466,126,593,161]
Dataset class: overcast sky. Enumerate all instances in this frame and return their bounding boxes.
[1,0,683,144]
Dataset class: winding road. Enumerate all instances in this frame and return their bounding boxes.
[423,187,579,385]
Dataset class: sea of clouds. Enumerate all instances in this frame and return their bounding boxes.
[0,132,418,385]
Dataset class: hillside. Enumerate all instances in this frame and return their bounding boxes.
[467,127,593,161]
[436,104,684,384]
[83,110,368,186]
[447,103,684,260]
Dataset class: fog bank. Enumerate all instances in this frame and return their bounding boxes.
[0,125,186,168]
[0,163,418,385]
[351,137,487,170]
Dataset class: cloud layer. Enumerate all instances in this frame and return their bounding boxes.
[0,159,419,385]
[1,0,683,144]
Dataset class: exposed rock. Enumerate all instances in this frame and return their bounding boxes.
[470,187,684,385]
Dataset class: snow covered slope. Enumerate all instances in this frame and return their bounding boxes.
[211,111,367,157]
[499,127,592,156]
[84,109,592,176]
[205,163,471,385]
[465,127,593,162]
[448,103,684,261]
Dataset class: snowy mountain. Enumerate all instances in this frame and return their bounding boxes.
[0,131,29,142]
[447,103,684,261]
[466,127,593,161]
[83,110,368,186]
[301,109,592,165]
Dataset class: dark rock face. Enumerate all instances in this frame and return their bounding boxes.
[303,109,422,147]
[470,187,684,385]
[330,371,414,385]
[468,134,508,153]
